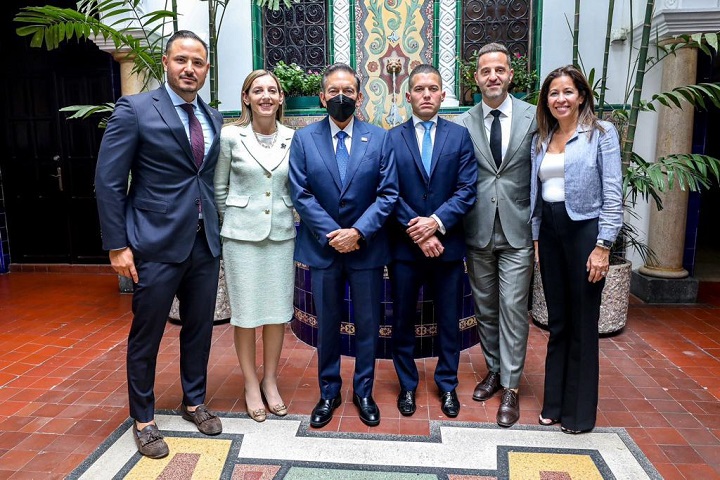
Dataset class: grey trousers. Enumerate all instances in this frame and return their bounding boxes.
[466,214,533,389]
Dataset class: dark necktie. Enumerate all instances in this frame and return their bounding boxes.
[420,121,434,175]
[336,130,350,186]
[490,109,502,168]
[180,103,205,168]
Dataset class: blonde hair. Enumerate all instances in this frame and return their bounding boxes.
[234,70,285,126]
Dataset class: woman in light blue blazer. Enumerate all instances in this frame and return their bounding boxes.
[530,65,623,434]
[214,70,295,422]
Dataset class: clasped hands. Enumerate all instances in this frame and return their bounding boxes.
[327,228,361,253]
[407,216,444,258]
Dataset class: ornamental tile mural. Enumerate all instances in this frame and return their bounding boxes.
[356,0,434,128]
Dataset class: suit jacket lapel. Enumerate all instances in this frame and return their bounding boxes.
[341,120,371,193]
[312,117,343,191]
[462,104,496,171]
[238,123,291,172]
[153,87,195,167]
[503,96,535,169]
[429,118,450,179]
[400,119,427,181]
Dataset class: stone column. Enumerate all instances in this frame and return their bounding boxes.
[631,44,699,302]
[112,52,149,96]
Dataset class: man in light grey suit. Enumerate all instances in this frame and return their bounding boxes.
[455,42,536,428]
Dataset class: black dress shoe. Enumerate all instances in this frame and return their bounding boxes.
[440,390,460,418]
[397,389,416,417]
[497,389,520,427]
[310,395,342,428]
[353,394,380,426]
[473,371,501,401]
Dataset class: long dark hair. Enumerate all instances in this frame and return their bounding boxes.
[535,65,604,151]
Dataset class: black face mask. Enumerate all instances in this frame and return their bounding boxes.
[325,94,356,122]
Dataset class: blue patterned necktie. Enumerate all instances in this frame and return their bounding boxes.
[336,130,350,186]
[421,121,434,175]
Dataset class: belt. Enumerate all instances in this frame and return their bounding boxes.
[197,219,204,232]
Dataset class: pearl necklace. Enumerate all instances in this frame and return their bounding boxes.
[254,129,278,149]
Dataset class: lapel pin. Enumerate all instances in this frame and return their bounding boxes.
[281,143,286,149]
[361,137,368,142]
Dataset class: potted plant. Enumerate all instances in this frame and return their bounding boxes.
[509,53,539,98]
[271,61,323,110]
[458,52,482,105]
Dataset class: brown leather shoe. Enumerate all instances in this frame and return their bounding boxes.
[182,404,222,435]
[496,389,520,427]
[132,424,169,459]
[472,371,501,401]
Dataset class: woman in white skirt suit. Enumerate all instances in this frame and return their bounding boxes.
[214,70,295,422]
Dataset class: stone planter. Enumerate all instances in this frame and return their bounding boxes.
[531,258,632,335]
[169,260,231,324]
[285,95,321,110]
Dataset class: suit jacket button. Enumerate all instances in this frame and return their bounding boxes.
[265,191,271,196]
[265,172,271,178]
[264,209,270,214]
[496,173,501,178]
[491,197,496,203]
[340,201,346,207]
[422,194,427,200]
[194,198,200,205]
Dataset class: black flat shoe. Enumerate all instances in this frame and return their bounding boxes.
[561,426,592,434]
[310,395,342,428]
[353,394,380,426]
[440,390,460,418]
[397,389,416,417]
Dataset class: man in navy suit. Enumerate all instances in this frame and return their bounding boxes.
[95,30,223,459]
[386,65,477,418]
[289,63,398,428]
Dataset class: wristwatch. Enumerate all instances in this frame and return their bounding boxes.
[596,239,613,250]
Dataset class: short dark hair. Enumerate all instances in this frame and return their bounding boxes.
[165,30,209,59]
[321,63,361,92]
[408,64,442,89]
[476,42,511,69]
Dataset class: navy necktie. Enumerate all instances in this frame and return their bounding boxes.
[489,109,502,168]
[336,130,350,186]
[420,121,434,175]
[180,103,205,168]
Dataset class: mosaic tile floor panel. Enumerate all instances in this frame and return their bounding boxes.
[70,412,660,480]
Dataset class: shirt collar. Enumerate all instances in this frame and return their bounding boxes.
[329,116,355,138]
[482,94,513,119]
[412,114,439,128]
[165,83,199,109]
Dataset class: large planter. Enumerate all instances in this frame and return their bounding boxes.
[531,258,632,335]
[169,260,231,324]
[285,95,321,110]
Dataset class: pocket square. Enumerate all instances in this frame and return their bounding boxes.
[361,137,368,142]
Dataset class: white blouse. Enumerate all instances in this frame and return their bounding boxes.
[539,152,565,203]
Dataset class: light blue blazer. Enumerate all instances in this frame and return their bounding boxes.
[529,120,623,242]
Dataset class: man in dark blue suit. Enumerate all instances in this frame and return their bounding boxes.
[289,63,398,428]
[95,31,223,459]
[386,65,477,418]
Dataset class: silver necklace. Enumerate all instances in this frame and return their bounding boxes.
[254,129,278,149]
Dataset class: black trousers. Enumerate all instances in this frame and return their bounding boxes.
[538,202,604,431]
[127,231,220,423]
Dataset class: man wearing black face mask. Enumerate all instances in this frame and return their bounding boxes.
[289,63,398,428]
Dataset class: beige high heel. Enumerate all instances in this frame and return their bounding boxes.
[245,389,266,422]
[260,382,288,417]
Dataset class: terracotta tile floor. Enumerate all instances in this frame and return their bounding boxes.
[0,272,720,479]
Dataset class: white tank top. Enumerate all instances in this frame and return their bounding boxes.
[539,152,565,202]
